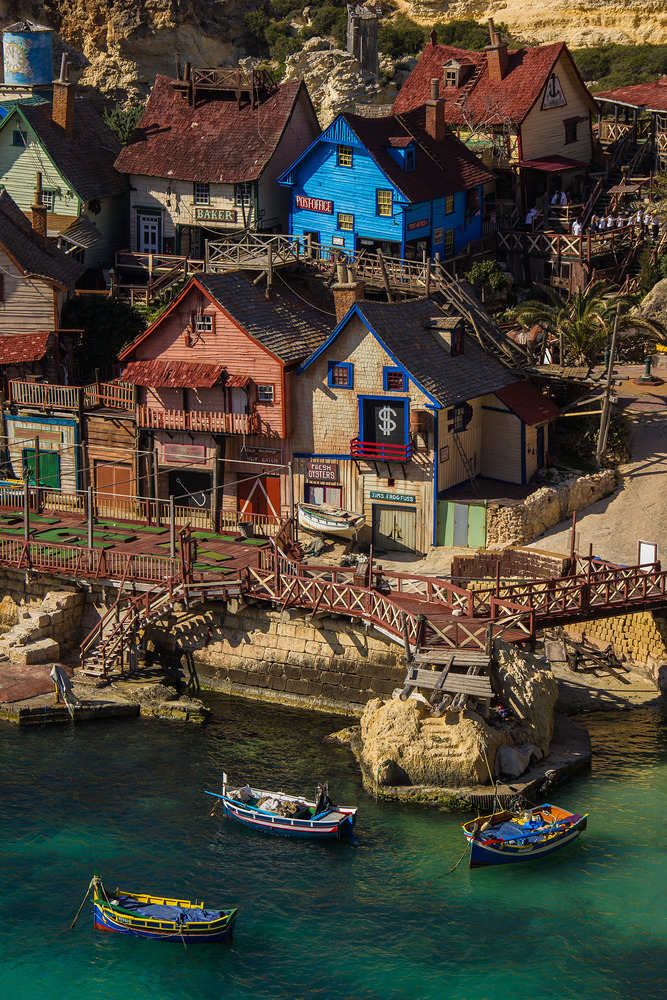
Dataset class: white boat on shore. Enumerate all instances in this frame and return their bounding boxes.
[297,502,365,539]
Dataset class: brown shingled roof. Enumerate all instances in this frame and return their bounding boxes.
[122,359,223,388]
[594,76,667,112]
[393,41,598,125]
[341,109,493,199]
[0,331,51,364]
[114,75,315,183]
[16,100,126,201]
[0,190,85,289]
[495,382,560,424]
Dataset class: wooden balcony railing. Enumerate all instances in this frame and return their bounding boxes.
[136,405,259,435]
[350,438,413,461]
[9,380,135,411]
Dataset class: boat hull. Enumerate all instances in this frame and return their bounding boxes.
[93,901,237,941]
[220,797,356,839]
[297,504,364,539]
[462,805,587,868]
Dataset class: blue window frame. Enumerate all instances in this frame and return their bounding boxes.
[383,367,407,391]
[12,130,26,147]
[448,402,473,433]
[327,361,354,389]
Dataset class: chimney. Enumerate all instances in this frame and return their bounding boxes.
[430,29,437,47]
[31,173,48,246]
[485,19,509,83]
[52,55,75,138]
[332,278,365,324]
[425,77,445,142]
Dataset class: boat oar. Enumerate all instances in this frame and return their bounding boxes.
[68,877,95,931]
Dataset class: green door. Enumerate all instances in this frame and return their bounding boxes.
[22,449,60,488]
[467,503,486,548]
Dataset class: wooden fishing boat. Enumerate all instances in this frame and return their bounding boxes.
[462,803,587,868]
[297,502,365,539]
[92,872,237,941]
[205,774,357,840]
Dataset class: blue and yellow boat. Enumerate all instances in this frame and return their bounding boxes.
[462,803,588,867]
[92,873,238,941]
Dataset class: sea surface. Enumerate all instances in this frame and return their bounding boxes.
[1,694,665,1000]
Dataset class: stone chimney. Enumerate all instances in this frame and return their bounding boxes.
[485,18,509,83]
[332,268,365,324]
[31,173,48,246]
[425,77,445,142]
[52,54,75,138]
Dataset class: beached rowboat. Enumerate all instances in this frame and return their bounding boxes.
[297,502,365,539]
[462,803,587,868]
[205,774,357,840]
[92,872,237,941]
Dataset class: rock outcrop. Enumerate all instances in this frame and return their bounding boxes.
[637,277,667,328]
[492,639,559,753]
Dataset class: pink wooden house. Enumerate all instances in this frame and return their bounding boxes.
[118,272,333,528]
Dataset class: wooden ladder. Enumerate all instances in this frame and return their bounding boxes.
[453,433,480,496]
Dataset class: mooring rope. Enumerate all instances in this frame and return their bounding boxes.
[68,877,95,930]
[438,842,471,877]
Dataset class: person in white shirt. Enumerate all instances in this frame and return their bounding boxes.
[606,215,616,229]
[560,190,568,207]
[635,208,643,227]
[571,219,582,236]
[551,190,561,205]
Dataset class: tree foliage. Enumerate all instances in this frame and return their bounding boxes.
[378,17,426,60]
[61,296,146,379]
[432,19,513,50]
[573,43,667,90]
[466,260,506,292]
[513,280,667,365]
[103,103,145,145]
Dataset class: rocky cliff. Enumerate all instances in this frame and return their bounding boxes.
[1,1,666,109]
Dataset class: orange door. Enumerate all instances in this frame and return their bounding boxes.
[236,473,281,519]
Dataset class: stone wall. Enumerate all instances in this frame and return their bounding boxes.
[452,547,571,582]
[568,611,667,667]
[146,602,407,717]
[487,470,617,546]
[0,589,85,664]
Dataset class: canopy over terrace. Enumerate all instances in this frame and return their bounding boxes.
[594,77,667,168]
[517,155,591,217]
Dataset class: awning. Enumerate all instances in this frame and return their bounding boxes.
[121,359,224,388]
[224,373,251,388]
[518,155,590,172]
[56,215,103,249]
[495,382,560,425]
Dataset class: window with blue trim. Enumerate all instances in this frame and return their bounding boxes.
[383,367,406,391]
[12,130,27,147]
[448,402,473,433]
[405,148,415,170]
[327,361,354,388]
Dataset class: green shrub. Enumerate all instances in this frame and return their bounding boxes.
[573,43,667,90]
[61,296,146,379]
[378,17,426,60]
[465,259,507,292]
[103,103,145,145]
[245,7,272,56]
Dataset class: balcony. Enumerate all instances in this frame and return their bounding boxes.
[137,405,259,435]
[350,438,413,462]
[9,380,135,412]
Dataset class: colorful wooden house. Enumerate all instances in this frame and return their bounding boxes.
[114,68,320,258]
[293,291,559,554]
[0,59,127,268]
[277,93,493,261]
[118,272,334,525]
[392,23,598,213]
[0,187,84,338]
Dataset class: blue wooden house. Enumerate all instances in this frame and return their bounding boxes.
[278,91,493,261]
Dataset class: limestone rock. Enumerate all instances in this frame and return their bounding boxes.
[0,595,18,626]
[637,278,667,328]
[358,697,506,788]
[492,639,558,753]
[115,682,178,704]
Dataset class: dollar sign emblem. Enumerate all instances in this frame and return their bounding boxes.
[378,405,397,437]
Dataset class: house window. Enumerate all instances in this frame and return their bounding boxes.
[444,66,459,88]
[41,190,55,212]
[383,367,406,391]
[12,130,27,147]
[337,212,354,231]
[337,144,353,167]
[235,182,252,207]
[448,402,473,433]
[433,226,444,245]
[377,189,393,217]
[445,194,454,215]
[194,314,213,334]
[193,182,210,205]
[444,229,455,255]
[405,148,415,170]
[564,119,578,144]
[451,327,464,356]
[257,384,275,402]
[327,361,353,388]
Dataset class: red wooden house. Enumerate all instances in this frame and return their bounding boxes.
[118,272,334,529]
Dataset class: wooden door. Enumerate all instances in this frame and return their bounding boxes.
[237,473,281,519]
[95,461,132,499]
[22,449,60,488]
[373,505,417,553]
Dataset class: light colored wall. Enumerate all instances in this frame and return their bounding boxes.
[0,247,58,334]
[481,394,523,484]
[520,54,594,163]
[436,399,482,492]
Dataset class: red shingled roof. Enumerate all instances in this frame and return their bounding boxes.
[595,77,667,112]
[121,359,223,388]
[115,75,315,183]
[496,382,560,425]
[341,107,494,199]
[0,331,51,364]
[393,40,597,125]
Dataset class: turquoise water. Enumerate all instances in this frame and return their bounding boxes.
[1,695,665,1000]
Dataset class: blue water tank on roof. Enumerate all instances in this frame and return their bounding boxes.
[2,21,54,87]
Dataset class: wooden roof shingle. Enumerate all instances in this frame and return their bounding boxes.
[0,331,51,364]
[0,190,85,289]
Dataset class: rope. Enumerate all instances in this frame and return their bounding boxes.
[69,877,94,930]
[438,841,471,877]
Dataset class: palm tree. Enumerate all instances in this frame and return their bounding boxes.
[514,280,667,365]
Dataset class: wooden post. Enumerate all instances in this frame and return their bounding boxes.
[376,249,394,303]
[88,486,93,551]
[288,461,295,538]
[570,511,577,560]
[23,474,29,542]
[34,435,40,498]
[266,245,272,300]
[169,495,176,559]
[595,301,621,470]
[153,447,160,524]
[401,611,412,663]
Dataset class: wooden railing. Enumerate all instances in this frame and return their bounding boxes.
[496,224,644,262]
[136,405,259,435]
[82,381,134,409]
[9,379,134,412]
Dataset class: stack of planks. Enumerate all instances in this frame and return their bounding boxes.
[400,649,493,715]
